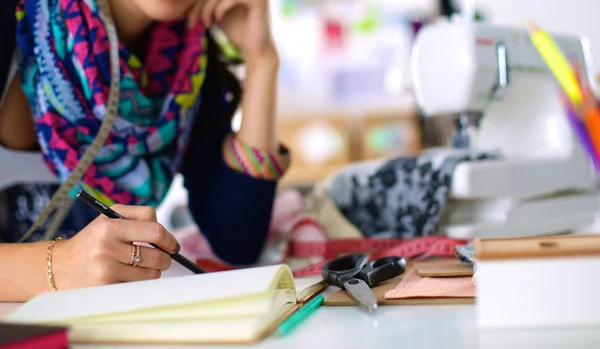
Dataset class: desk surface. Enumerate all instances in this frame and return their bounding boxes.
[2,298,599,349]
[2,264,598,349]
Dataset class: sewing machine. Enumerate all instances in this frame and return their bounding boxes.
[410,17,600,239]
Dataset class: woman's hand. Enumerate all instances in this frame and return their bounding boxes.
[187,0,277,63]
[188,0,280,152]
[51,205,179,290]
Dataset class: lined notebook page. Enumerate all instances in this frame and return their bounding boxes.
[384,268,475,299]
[273,266,296,292]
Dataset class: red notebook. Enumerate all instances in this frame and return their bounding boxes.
[0,323,68,349]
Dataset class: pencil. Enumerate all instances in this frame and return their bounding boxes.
[527,21,584,107]
[566,107,600,171]
[76,190,206,274]
[273,295,324,337]
[583,105,600,167]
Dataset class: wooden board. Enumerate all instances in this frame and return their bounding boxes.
[416,260,474,277]
[474,234,600,260]
[323,259,475,306]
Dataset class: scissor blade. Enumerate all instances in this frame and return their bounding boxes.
[343,278,378,312]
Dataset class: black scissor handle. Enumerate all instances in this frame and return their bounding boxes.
[358,256,406,288]
[322,254,368,289]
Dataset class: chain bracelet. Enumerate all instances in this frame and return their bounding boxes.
[46,237,63,291]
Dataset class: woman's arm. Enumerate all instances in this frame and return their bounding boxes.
[190,0,280,153]
[236,52,279,152]
[180,0,289,265]
[0,75,38,150]
[0,205,179,302]
[180,80,287,265]
[0,242,52,302]
[180,36,289,265]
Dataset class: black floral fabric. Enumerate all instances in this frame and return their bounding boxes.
[327,149,500,238]
[0,184,98,242]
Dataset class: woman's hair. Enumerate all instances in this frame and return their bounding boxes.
[193,31,243,136]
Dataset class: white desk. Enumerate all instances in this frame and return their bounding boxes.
[2,296,600,349]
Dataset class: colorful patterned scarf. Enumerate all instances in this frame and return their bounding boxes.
[15,0,208,207]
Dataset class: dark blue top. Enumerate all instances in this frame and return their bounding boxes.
[0,2,276,265]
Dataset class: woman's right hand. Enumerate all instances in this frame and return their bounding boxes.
[51,205,180,290]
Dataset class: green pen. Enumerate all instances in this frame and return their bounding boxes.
[274,295,324,337]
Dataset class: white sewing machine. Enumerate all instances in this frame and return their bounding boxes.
[410,17,600,239]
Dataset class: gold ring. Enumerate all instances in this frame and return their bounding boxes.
[128,244,136,266]
[132,245,142,267]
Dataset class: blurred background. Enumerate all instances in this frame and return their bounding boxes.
[259,0,600,189]
[160,0,600,229]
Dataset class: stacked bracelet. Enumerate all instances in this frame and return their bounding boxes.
[222,134,291,181]
[46,237,63,292]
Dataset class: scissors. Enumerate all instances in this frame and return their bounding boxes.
[322,254,406,312]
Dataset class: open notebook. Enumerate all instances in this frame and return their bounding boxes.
[4,265,325,345]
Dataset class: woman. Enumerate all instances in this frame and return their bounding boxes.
[0,0,288,302]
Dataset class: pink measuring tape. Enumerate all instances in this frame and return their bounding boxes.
[195,217,468,277]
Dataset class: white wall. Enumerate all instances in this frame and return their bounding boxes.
[478,0,600,75]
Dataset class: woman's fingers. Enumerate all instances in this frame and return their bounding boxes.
[214,0,243,22]
[109,204,157,222]
[96,218,179,254]
[99,205,180,254]
[117,244,172,271]
[115,263,162,283]
[201,0,220,27]
[187,1,204,28]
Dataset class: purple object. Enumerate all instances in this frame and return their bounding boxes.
[566,107,600,173]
